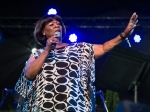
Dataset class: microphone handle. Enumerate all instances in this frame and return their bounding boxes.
[51,31,60,50]
[51,43,56,50]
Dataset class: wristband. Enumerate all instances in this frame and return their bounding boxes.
[120,33,127,40]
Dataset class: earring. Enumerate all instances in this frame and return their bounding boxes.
[43,33,45,35]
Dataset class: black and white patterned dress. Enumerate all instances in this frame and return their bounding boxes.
[14,42,95,112]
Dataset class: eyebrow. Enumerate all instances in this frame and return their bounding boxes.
[50,21,60,23]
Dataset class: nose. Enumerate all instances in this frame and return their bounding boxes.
[54,23,60,28]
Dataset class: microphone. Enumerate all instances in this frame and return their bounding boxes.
[54,31,61,38]
[51,31,61,50]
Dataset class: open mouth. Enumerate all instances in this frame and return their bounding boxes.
[55,29,61,32]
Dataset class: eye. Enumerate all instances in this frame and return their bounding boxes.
[49,23,54,26]
[57,22,61,25]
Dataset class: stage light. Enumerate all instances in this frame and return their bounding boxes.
[133,34,141,43]
[32,48,37,53]
[69,33,77,42]
[47,8,57,15]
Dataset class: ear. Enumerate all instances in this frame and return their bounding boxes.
[42,29,45,36]
[43,33,45,36]
[40,31,46,40]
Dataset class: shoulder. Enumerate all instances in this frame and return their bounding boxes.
[79,42,93,49]
[74,42,94,53]
[71,42,93,47]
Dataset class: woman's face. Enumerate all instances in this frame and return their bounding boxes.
[42,19,62,40]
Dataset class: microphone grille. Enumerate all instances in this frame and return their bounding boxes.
[54,31,61,37]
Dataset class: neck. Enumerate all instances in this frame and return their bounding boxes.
[56,43,68,48]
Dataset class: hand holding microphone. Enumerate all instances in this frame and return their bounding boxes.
[45,31,61,51]
[51,31,61,50]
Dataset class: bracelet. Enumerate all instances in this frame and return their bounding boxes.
[120,33,127,40]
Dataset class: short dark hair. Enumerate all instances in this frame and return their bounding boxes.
[34,15,66,46]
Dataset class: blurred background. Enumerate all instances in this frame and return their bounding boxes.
[1,0,150,111]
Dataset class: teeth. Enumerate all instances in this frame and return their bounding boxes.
[55,31,60,32]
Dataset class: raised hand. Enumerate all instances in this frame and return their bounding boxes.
[45,36,58,52]
[123,12,138,37]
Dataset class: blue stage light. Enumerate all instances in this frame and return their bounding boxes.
[47,8,57,15]
[69,34,77,42]
[133,34,141,43]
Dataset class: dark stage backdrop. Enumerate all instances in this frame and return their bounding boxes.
[1,0,150,111]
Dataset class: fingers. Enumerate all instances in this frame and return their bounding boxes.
[135,14,138,21]
[130,12,138,25]
[132,15,138,23]
[132,20,138,28]
[48,36,58,44]
[123,13,139,36]
[130,12,137,20]
[134,20,138,26]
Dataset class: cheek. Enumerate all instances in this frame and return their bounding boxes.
[47,32,54,37]
[45,28,52,33]
[60,26,63,30]
[45,29,53,36]
[60,27,63,33]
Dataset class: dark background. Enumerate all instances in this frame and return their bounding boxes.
[1,0,150,110]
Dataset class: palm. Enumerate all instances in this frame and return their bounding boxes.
[124,12,138,37]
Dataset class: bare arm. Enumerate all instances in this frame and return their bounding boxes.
[25,50,49,80]
[25,36,58,80]
[94,34,123,59]
[94,12,138,59]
